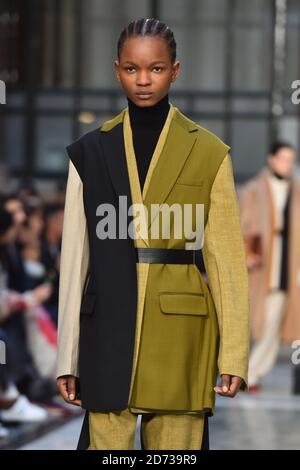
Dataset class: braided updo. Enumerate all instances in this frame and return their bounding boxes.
[117,18,177,64]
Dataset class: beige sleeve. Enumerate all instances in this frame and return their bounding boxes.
[202,153,249,388]
[56,160,90,379]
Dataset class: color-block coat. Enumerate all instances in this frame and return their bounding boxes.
[56,103,249,430]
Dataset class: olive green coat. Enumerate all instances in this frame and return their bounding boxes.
[57,103,249,415]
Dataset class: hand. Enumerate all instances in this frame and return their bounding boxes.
[56,375,82,407]
[32,284,53,304]
[7,291,27,312]
[247,253,262,270]
[214,374,243,398]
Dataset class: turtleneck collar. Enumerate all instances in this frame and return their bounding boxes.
[127,93,170,129]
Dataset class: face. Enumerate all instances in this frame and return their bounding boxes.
[18,225,31,244]
[114,35,180,107]
[4,199,26,226]
[29,211,44,236]
[47,210,64,239]
[267,147,296,178]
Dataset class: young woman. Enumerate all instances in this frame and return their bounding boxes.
[56,18,249,450]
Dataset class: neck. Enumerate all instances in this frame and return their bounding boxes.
[127,93,170,128]
[269,166,290,181]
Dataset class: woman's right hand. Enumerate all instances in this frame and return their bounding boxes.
[56,375,82,407]
[247,253,262,270]
[32,283,53,304]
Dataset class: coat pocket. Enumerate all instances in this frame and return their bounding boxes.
[159,292,208,316]
[80,293,96,315]
[175,177,204,187]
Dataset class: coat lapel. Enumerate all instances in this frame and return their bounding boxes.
[143,112,198,235]
[100,109,133,228]
[100,103,198,244]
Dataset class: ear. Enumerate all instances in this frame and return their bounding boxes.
[114,60,121,82]
[171,61,180,82]
[267,154,274,167]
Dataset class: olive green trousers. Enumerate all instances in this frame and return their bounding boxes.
[88,407,204,450]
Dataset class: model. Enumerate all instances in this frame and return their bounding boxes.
[56,18,249,450]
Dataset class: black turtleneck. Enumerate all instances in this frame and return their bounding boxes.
[127,93,170,192]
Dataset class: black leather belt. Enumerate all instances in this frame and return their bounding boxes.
[136,247,196,264]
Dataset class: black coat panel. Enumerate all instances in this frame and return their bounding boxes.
[67,125,138,411]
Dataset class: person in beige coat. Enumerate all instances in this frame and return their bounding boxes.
[239,141,300,390]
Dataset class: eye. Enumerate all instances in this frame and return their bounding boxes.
[126,66,136,73]
[152,66,163,72]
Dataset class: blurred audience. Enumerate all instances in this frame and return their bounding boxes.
[0,184,66,440]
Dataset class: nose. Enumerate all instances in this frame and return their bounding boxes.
[136,70,151,86]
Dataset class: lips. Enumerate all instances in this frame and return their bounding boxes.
[135,92,153,97]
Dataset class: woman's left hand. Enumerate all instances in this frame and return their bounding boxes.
[214,375,243,397]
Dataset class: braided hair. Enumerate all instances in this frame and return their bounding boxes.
[117,18,177,64]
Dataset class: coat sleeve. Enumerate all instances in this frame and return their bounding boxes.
[238,182,260,237]
[202,153,249,389]
[56,159,90,379]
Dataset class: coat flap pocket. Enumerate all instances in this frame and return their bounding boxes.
[80,293,96,315]
[159,292,207,316]
[176,176,204,187]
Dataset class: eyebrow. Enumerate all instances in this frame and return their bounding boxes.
[122,61,166,66]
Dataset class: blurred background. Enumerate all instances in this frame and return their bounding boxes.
[0,0,300,450]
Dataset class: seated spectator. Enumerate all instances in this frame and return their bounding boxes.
[0,197,57,402]
[39,204,64,325]
[0,208,48,429]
